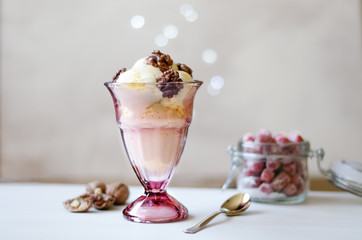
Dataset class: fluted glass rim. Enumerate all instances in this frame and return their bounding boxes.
[104,80,203,87]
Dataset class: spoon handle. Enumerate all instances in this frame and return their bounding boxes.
[184,211,222,234]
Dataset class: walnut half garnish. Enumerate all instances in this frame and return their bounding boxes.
[156,69,183,98]
[145,50,174,72]
[112,68,127,82]
[177,63,193,77]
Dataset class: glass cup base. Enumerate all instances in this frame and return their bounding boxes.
[123,191,188,223]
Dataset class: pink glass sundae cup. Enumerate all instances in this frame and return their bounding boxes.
[105,51,202,223]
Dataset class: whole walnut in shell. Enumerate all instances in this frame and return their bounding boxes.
[106,182,129,205]
[86,181,106,194]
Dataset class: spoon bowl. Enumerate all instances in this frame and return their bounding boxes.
[184,193,251,234]
[221,193,251,216]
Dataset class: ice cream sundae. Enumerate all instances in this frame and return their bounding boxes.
[105,50,202,223]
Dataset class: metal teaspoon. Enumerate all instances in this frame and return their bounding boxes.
[184,193,251,234]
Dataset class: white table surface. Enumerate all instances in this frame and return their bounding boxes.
[0,183,361,240]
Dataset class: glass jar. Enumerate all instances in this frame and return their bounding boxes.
[223,140,324,204]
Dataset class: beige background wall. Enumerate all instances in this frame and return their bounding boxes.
[1,0,361,188]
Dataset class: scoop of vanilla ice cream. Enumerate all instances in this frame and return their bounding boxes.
[177,70,193,82]
[115,58,193,83]
[116,58,162,83]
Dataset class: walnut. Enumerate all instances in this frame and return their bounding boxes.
[106,182,129,205]
[156,69,183,98]
[145,55,158,68]
[64,181,129,212]
[177,63,193,77]
[86,181,106,194]
[145,50,173,72]
[63,194,93,212]
[112,68,127,82]
[156,69,181,83]
[92,187,115,210]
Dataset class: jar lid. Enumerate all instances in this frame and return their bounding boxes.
[328,160,362,196]
[331,160,362,183]
[315,149,362,197]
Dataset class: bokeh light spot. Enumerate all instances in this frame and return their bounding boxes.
[155,34,168,47]
[130,15,145,29]
[180,3,198,22]
[163,25,178,39]
[202,49,218,63]
[185,10,198,22]
[207,83,221,96]
[180,4,193,16]
[210,76,224,90]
